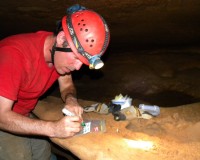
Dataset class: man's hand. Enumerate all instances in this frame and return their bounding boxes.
[64,94,83,118]
[64,95,83,117]
[51,116,82,138]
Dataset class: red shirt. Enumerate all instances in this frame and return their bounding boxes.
[0,31,60,116]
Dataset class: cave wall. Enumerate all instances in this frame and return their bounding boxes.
[1,0,200,50]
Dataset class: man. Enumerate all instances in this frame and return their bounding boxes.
[0,4,110,160]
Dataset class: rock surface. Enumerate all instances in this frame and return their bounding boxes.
[34,96,200,160]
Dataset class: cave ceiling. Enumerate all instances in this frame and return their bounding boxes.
[1,0,200,51]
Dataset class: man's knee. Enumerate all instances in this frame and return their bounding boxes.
[0,131,32,160]
[0,130,51,160]
[31,137,51,160]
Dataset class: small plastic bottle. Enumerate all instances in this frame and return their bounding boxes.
[139,104,160,116]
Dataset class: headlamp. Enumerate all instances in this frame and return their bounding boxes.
[89,55,104,69]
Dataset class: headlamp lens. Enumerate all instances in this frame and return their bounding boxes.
[89,56,104,69]
[93,59,104,69]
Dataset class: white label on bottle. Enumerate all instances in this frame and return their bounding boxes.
[82,122,91,134]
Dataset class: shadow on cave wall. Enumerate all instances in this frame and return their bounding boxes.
[132,91,200,107]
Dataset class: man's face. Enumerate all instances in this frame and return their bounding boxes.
[54,50,83,75]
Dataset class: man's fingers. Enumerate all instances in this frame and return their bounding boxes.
[68,115,81,122]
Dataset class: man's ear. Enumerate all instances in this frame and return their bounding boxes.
[56,31,66,45]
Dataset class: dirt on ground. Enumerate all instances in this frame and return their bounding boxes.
[34,96,200,160]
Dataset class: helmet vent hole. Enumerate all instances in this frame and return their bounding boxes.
[78,23,80,25]
[81,19,84,21]
[85,29,88,32]
[83,24,86,26]
[80,28,83,31]
[85,38,95,47]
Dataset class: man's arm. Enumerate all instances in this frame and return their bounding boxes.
[58,73,77,103]
[58,74,83,117]
[0,96,81,138]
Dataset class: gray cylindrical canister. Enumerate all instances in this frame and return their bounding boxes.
[139,104,160,116]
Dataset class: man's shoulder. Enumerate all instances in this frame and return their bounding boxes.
[0,31,53,52]
[1,31,52,42]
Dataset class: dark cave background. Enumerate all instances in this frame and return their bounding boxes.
[1,0,200,107]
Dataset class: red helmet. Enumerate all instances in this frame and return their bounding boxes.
[62,5,110,69]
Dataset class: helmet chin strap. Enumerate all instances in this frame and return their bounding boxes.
[50,42,72,64]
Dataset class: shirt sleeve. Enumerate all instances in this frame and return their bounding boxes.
[0,46,24,100]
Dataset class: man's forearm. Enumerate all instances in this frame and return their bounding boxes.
[58,74,78,104]
[60,87,78,104]
[0,110,54,137]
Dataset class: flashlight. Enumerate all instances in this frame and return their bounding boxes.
[89,55,104,69]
